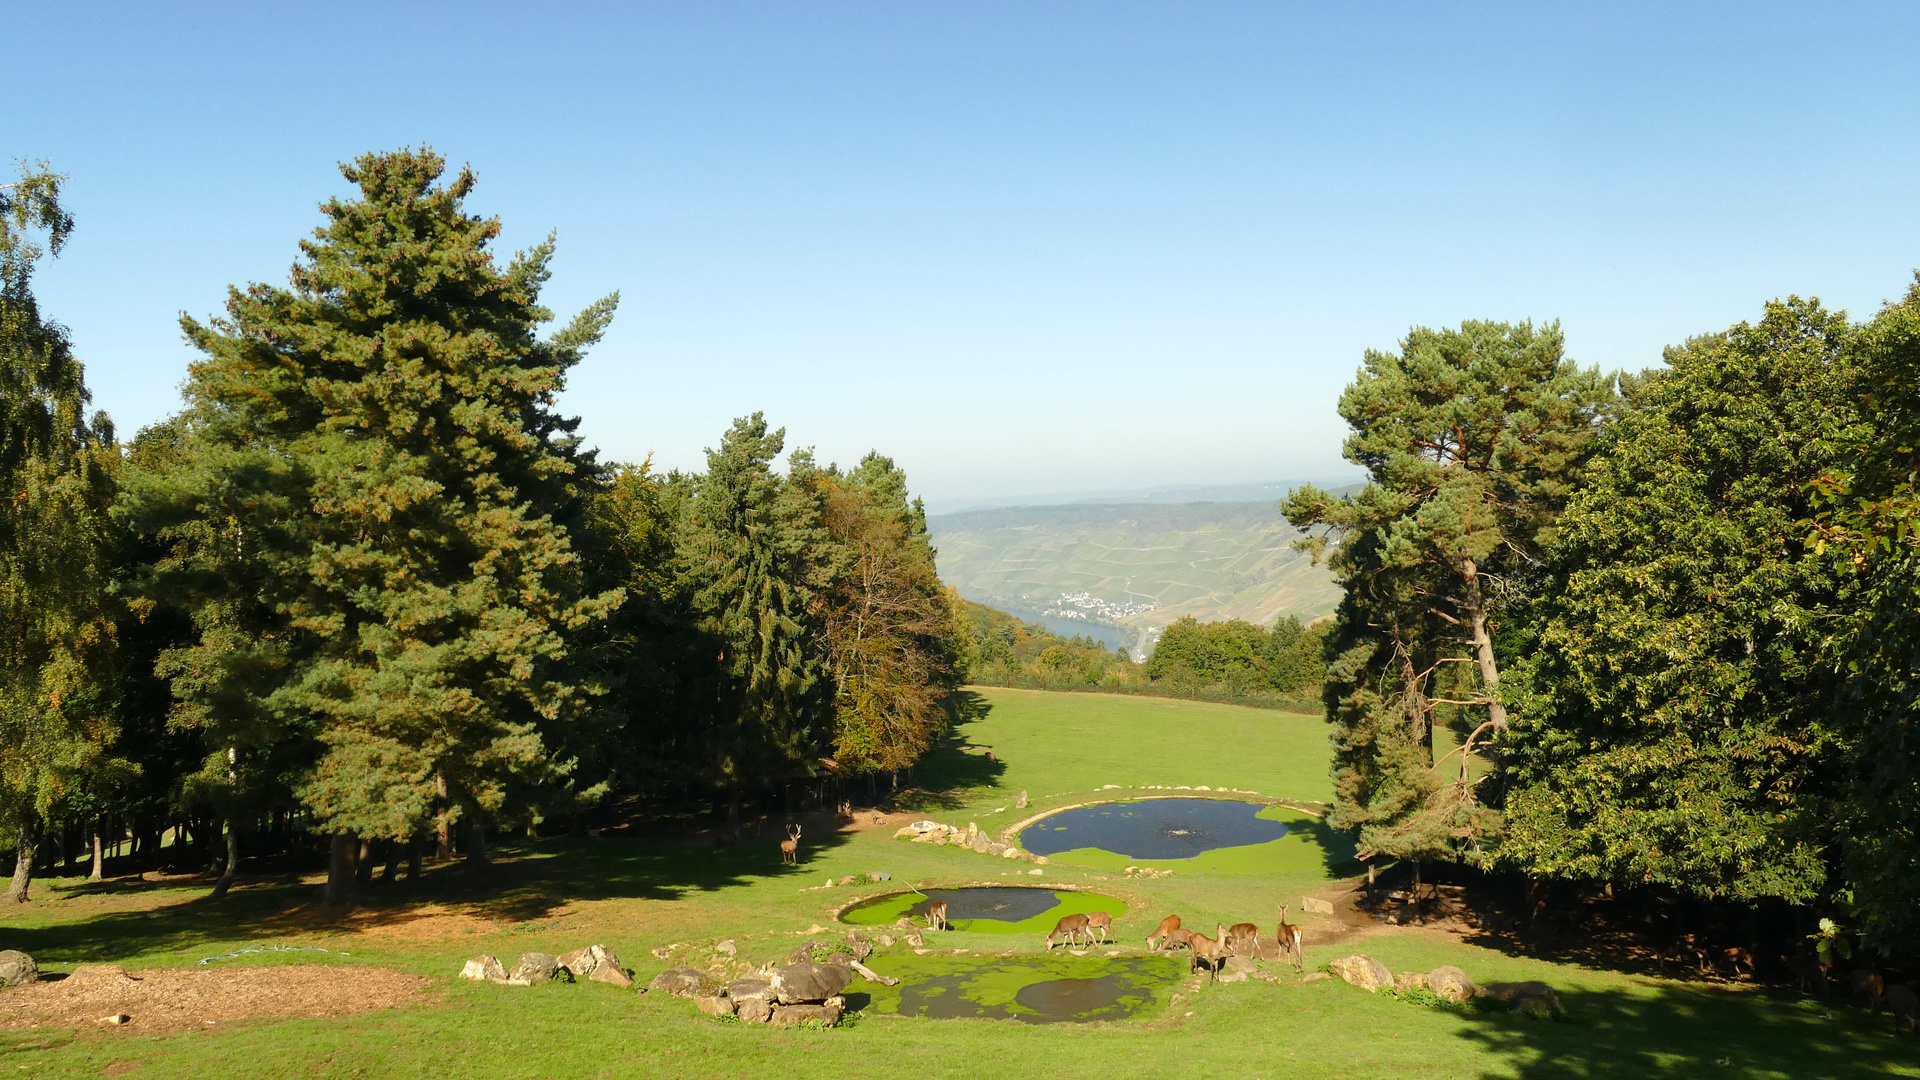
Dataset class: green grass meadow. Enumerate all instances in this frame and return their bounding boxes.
[0,688,1914,1079]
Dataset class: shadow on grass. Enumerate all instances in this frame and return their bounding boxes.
[1451,981,1920,1080]
[890,691,1006,811]
[0,828,860,965]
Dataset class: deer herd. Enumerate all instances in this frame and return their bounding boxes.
[1029,904,1305,982]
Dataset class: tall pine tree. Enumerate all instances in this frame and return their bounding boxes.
[148,149,621,901]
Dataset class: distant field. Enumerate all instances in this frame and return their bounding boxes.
[927,501,1341,646]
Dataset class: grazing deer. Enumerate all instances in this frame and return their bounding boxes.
[1276,905,1304,972]
[1854,969,1886,1011]
[1186,925,1229,982]
[1085,911,1113,945]
[1146,914,1182,951]
[927,901,950,931]
[1161,927,1194,953]
[1225,922,1260,957]
[1887,985,1918,1035]
[1047,913,1091,950]
[780,824,802,865]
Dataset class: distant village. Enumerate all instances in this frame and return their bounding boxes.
[1041,591,1158,623]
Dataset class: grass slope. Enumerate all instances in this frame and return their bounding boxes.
[0,689,1913,1079]
[927,501,1341,636]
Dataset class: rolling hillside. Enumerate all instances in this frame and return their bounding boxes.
[928,500,1341,653]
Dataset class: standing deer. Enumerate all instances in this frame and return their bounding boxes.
[1276,905,1304,972]
[1146,914,1182,951]
[1225,922,1260,957]
[780,824,802,865]
[1046,913,1092,950]
[1854,969,1887,1011]
[1085,911,1113,945]
[1187,925,1229,982]
[927,901,950,931]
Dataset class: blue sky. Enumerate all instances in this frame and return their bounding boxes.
[11,2,1920,508]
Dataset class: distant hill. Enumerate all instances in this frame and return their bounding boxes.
[928,499,1343,654]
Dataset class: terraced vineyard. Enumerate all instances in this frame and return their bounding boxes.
[927,501,1341,648]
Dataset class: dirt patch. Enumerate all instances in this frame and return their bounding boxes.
[0,963,430,1035]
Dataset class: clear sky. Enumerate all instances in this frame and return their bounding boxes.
[11,2,1920,508]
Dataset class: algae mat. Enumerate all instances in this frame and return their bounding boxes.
[863,952,1183,1023]
[840,887,1125,935]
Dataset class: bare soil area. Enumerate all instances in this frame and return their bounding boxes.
[0,963,430,1035]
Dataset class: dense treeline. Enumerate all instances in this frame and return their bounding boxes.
[956,600,1326,708]
[0,151,960,903]
[1286,288,1920,950]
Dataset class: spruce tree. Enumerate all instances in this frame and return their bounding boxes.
[1283,320,1612,871]
[0,163,120,902]
[152,149,620,901]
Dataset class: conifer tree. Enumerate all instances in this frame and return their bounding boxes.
[677,415,831,826]
[147,149,621,901]
[0,163,120,902]
[1283,320,1612,871]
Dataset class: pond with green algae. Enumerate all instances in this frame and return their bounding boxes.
[839,887,1125,935]
[861,952,1183,1024]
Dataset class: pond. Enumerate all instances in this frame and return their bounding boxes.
[866,952,1182,1023]
[1019,798,1289,861]
[839,887,1126,935]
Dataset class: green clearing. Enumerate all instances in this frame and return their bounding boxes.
[0,687,1913,1079]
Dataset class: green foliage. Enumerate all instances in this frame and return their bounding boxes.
[1500,298,1862,904]
[124,148,623,849]
[1284,320,1613,868]
[1145,614,1325,692]
[953,598,1136,690]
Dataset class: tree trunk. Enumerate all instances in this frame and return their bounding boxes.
[380,841,402,883]
[323,832,357,906]
[89,823,105,881]
[1459,555,1508,729]
[462,811,490,868]
[209,819,240,899]
[354,839,377,889]
[434,772,452,860]
[6,827,38,904]
[404,838,422,883]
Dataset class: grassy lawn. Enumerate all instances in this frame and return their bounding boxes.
[0,687,1914,1079]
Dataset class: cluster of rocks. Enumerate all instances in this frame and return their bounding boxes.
[459,945,634,988]
[1121,866,1173,879]
[893,820,1048,864]
[649,933,897,1027]
[1319,953,1561,1015]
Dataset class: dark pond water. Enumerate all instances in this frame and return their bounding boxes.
[1018,798,1288,860]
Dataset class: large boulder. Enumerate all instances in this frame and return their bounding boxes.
[787,942,818,965]
[695,995,735,1017]
[1479,981,1563,1016]
[591,961,635,988]
[1301,896,1335,915]
[1393,971,1428,994]
[769,961,854,1004]
[558,945,621,980]
[1428,966,1475,1004]
[845,932,872,961]
[771,1001,844,1026]
[459,955,507,982]
[729,978,776,1023]
[0,952,36,989]
[970,832,993,854]
[510,953,560,983]
[1327,954,1392,993]
[649,966,721,998]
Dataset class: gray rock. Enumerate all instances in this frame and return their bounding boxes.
[904,931,924,948]
[1479,981,1562,1016]
[845,932,872,961]
[788,941,818,964]
[737,996,774,1023]
[1302,971,1332,983]
[714,939,737,957]
[557,944,626,981]
[649,966,721,997]
[1217,969,1249,984]
[1328,954,1392,993]
[591,961,635,989]
[0,952,36,988]
[728,977,775,1002]
[769,961,854,1004]
[1225,956,1257,974]
[867,872,892,882]
[1393,971,1428,994]
[771,1001,844,1026]
[1016,791,1029,809]
[510,952,560,983]
[695,994,735,1017]
[1428,966,1475,1004]
[971,833,993,854]
[459,955,507,982]
[1301,896,1335,915]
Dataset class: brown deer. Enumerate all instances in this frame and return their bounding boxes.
[1085,911,1113,945]
[780,824,802,864]
[1145,914,1182,951]
[1046,913,1091,950]
[1719,946,1756,979]
[1854,970,1887,1011]
[1785,950,1829,999]
[1887,985,1918,1035]
[1276,905,1304,972]
[1225,922,1260,957]
[1186,924,1229,982]
[927,901,950,931]
[1161,927,1194,953]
